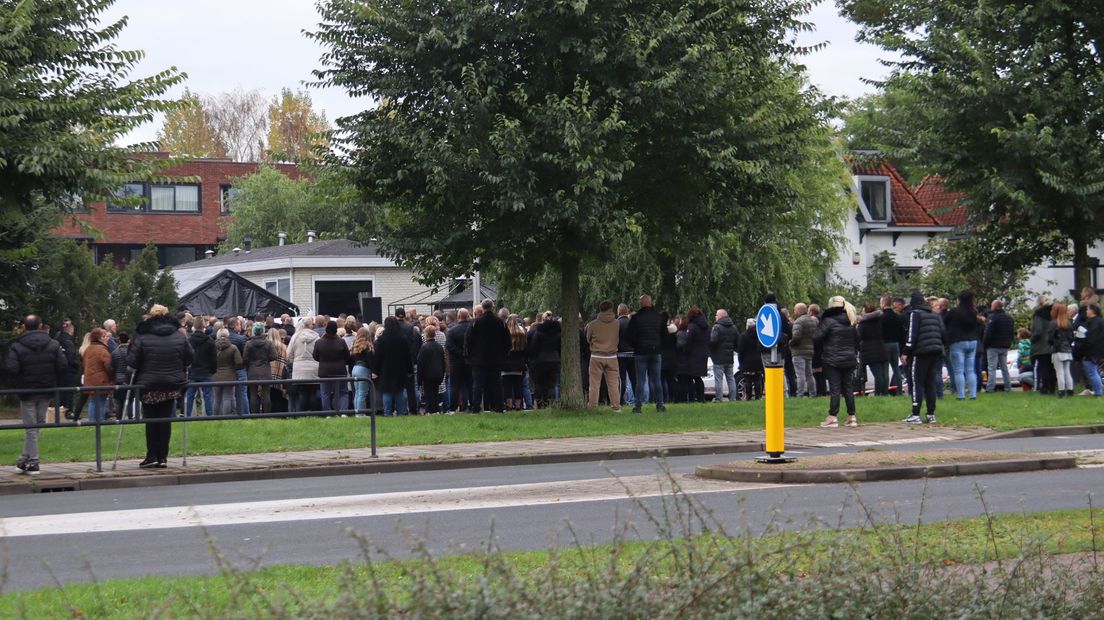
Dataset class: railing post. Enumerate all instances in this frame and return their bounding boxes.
[370,406,377,459]
[181,397,188,467]
[94,414,103,472]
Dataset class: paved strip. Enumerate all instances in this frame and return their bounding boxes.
[0,475,778,538]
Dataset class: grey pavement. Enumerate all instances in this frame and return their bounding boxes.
[0,423,987,494]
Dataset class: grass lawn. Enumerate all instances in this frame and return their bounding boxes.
[0,391,1099,463]
[2,506,1101,619]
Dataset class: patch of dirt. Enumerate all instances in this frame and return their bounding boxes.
[733,449,1026,470]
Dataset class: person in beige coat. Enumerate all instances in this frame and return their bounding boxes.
[586,300,621,411]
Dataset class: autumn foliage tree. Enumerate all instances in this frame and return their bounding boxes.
[267,88,330,163]
[156,88,227,158]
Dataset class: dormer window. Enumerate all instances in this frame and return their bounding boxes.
[857,176,891,222]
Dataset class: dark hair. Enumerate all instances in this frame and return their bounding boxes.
[598,300,613,313]
[394,307,406,318]
[957,290,976,313]
[118,332,130,344]
[325,320,339,335]
[863,303,876,314]
[685,305,704,322]
[22,315,41,330]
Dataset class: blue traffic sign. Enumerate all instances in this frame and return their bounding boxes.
[756,304,781,349]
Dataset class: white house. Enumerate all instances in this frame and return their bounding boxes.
[832,159,1103,300]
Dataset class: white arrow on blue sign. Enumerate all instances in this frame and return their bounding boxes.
[756,304,781,349]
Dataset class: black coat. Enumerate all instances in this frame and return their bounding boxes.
[127,315,192,390]
[111,343,131,384]
[188,331,218,375]
[738,326,763,372]
[1074,315,1104,359]
[983,309,1015,350]
[814,307,859,369]
[373,331,414,392]
[312,334,351,378]
[530,320,562,366]
[880,309,905,347]
[417,340,446,384]
[616,315,633,353]
[627,306,666,355]
[685,314,710,376]
[675,328,692,375]
[5,330,67,400]
[904,305,947,356]
[399,321,420,362]
[660,328,677,375]
[54,331,80,380]
[446,321,471,367]
[465,313,510,368]
[944,305,980,344]
[857,311,888,365]
[709,316,739,365]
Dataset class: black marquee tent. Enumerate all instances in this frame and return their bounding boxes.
[178,269,299,318]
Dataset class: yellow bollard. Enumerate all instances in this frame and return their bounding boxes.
[764,366,785,457]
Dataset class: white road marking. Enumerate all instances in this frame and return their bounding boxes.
[0,476,779,538]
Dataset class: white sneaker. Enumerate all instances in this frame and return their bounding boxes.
[926,414,937,424]
[819,416,839,428]
[846,416,859,428]
[902,414,922,424]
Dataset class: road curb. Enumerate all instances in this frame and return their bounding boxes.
[695,456,1078,484]
[0,441,768,496]
[982,425,1104,440]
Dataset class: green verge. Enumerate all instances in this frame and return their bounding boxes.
[0,391,1098,463]
[2,506,1102,619]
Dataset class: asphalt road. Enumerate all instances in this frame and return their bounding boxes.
[2,434,1102,591]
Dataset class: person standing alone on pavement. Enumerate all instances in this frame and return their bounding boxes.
[6,315,67,475]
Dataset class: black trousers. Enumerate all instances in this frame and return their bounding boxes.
[618,357,635,403]
[143,399,174,463]
[1032,354,1056,394]
[532,362,559,407]
[405,374,418,414]
[911,354,940,416]
[824,365,856,417]
[423,379,441,413]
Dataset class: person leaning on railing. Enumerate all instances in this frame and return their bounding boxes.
[127,305,193,469]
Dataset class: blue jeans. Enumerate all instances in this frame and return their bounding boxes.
[382,390,408,416]
[235,368,250,415]
[986,348,1010,392]
[88,393,107,423]
[712,362,736,401]
[949,340,978,399]
[522,371,533,409]
[352,365,371,412]
[634,354,663,408]
[185,371,213,417]
[885,342,902,395]
[1082,359,1103,396]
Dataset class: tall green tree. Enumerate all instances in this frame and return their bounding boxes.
[0,0,184,329]
[312,0,839,407]
[840,0,1104,290]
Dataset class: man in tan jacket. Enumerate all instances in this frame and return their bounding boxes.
[586,300,621,411]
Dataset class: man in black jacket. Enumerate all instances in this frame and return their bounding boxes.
[185,317,218,416]
[6,315,67,475]
[615,304,635,405]
[709,309,740,402]
[446,308,473,412]
[395,307,420,412]
[627,294,667,412]
[983,300,1015,392]
[465,299,510,412]
[903,292,947,424]
[54,318,80,418]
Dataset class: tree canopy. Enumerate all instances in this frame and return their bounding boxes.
[839,0,1104,289]
[312,0,846,405]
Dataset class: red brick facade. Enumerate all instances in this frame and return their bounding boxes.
[54,157,300,266]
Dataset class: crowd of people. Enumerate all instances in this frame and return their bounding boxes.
[4,286,1102,474]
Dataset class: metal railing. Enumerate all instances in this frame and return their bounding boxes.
[0,377,378,473]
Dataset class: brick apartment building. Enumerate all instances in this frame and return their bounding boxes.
[54,156,300,268]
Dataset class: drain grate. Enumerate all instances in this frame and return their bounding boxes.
[36,485,77,493]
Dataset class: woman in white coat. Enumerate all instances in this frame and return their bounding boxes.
[286,317,321,412]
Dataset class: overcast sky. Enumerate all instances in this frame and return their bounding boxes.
[103,0,895,145]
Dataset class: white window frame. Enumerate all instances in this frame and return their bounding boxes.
[855,175,892,223]
[264,277,292,302]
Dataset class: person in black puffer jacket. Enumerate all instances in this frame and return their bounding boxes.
[709,310,740,402]
[814,297,859,428]
[185,317,217,417]
[313,320,351,413]
[529,313,562,408]
[982,300,1015,392]
[903,292,947,422]
[857,305,889,396]
[127,306,193,468]
[5,316,67,475]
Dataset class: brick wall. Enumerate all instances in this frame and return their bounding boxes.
[54,158,300,247]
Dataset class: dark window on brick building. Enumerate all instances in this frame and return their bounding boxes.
[108,183,147,211]
[107,183,200,213]
[220,184,240,214]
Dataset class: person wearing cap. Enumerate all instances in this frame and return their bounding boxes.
[902,292,948,424]
[813,296,860,428]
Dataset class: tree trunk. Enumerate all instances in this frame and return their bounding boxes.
[558,254,585,409]
[657,253,679,314]
[1072,235,1091,294]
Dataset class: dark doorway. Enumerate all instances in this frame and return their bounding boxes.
[316,280,372,318]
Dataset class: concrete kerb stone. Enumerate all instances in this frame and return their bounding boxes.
[983,425,1104,440]
[695,456,1077,484]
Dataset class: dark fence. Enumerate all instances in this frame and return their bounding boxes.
[0,377,377,472]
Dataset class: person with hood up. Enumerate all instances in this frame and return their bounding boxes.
[185,317,217,417]
[286,317,321,412]
[127,305,193,468]
[814,296,860,428]
[81,328,114,423]
[709,309,740,402]
[212,328,242,416]
[586,300,621,411]
[244,322,278,413]
[857,304,889,396]
[313,320,352,413]
[6,315,67,475]
[374,316,415,415]
[902,292,947,424]
[529,311,562,408]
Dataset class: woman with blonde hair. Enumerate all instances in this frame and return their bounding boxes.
[350,325,375,413]
[127,303,192,468]
[1047,303,1075,398]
